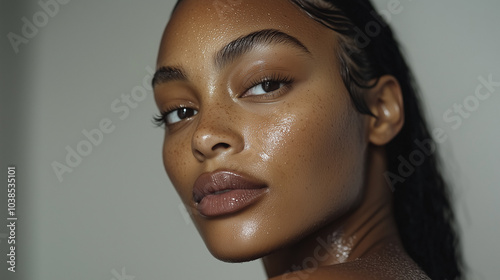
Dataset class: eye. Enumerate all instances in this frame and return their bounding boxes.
[166,107,198,124]
[243,73,294,99]
[154,107,198,127]
[247,80,286,96]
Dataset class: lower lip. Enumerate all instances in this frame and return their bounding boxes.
[196,188,267,217]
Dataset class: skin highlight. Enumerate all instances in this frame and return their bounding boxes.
[153,0,428,279]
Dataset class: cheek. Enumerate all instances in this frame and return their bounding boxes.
[250,115,295,178]
[163,133,194,203]
[256,94,367,234]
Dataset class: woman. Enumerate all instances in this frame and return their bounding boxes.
[152,0,462,279]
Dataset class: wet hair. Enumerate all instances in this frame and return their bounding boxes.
[173,0,463,279]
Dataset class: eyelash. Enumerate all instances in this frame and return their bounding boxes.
[243,73,294,99]
[152,113,165,127]
[152,73,295,127]
[152,105,186,127]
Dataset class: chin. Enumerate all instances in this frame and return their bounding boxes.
[211,251,264,263]
[205,240,271,263]
[195,219,278,263]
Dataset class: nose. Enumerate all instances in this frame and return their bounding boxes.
[191,111,245,162]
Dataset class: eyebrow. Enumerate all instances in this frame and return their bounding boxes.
[152,29,311,88]
[215,29,311,69]
[152,66,188,88]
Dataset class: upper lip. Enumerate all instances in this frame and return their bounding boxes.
[192,170,267,203]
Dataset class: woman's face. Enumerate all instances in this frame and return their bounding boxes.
[154,0,369,261]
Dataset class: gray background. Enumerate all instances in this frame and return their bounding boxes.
[1,0,499,279]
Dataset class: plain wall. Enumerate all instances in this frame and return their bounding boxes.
[1,0,499,279]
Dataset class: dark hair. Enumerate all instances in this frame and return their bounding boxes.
[172,0,463,278]
[290,0,462,279]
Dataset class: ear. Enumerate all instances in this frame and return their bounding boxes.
[365,75,405,146]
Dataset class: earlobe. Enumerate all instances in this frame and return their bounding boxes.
[366,75,405,146]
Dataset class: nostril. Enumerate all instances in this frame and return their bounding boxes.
[194,150,204,159]
[193,142,232,162]
[212,143,230,151]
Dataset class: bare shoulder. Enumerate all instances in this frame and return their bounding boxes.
[270,265,378,280]
[270,245,430,280]
[272,266,428,280]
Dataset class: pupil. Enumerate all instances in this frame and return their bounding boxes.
[178,108,193,119]
[263,81,280,92]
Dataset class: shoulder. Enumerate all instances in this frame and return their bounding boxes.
[272,266,376,280]
[270,246,430,280]
[273,261,429,280]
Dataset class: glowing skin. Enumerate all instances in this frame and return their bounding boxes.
[153,0,428,279]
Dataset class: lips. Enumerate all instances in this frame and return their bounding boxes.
[193,170,268,217]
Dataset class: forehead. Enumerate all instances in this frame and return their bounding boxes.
[157,0,336,67]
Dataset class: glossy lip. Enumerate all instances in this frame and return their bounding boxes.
[193,170,268,217]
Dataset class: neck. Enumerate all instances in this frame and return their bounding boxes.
[262,146,403,278]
